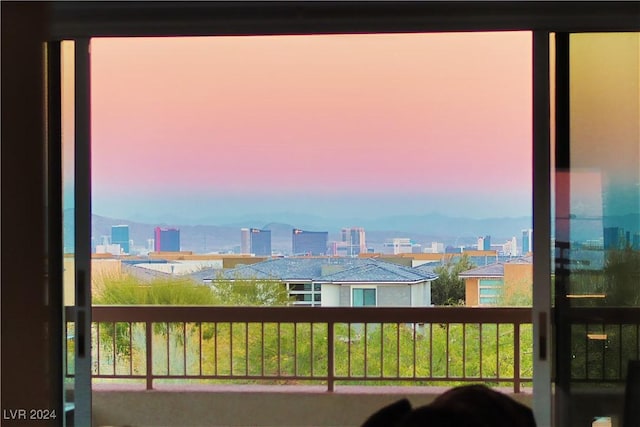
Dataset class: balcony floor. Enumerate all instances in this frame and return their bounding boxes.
[87,383,533,427]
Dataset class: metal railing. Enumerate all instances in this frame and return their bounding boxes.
[64,306,640,393]
[65,306,533,392]
[563,307,640,383]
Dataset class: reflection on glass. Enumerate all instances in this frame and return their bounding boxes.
[555,32,639,427]
[566,33,640,309]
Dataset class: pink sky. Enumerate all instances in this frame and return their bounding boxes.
[87,32,532,220]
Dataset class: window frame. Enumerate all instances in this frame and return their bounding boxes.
[351,285,378,307]
[49,4,639,427]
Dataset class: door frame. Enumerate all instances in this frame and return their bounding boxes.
[51,5,638,427]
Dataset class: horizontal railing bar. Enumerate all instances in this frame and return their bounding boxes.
[333,376,527,381]
[132,375,330,380]
[561,307,640,323]
[79,375,534,382]
[91,375,147,379]
[66,306,640,324]
[67,306,533,323]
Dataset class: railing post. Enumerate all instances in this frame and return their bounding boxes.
[514,322,521,393]
[146,321,153,390]
[327,322,334,392]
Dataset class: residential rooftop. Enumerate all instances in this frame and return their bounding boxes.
[191,257,438,283]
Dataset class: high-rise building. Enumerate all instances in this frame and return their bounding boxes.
[154,227,180,252]
[604,227,625,250]
[522,229,533,255]
[111,225,130,254]
[500,237,519,256]
[445,245,462,254]
[477,235,491,251]
[240,228,250,254]
[249,228,271,256]
[341,227,366,256]
[383,238,414,255]
[292,229,328,255]
[96,243,121,255]
[430,242,445,254]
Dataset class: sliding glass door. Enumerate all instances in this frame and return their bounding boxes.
[554,32,640,427]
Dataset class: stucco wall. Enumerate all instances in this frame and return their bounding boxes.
[504,263,533,301]
[378,285,411,306]
[410,282,431,307]
[465,278,480,306]
[339,286,351,306]
[321,284,341,307]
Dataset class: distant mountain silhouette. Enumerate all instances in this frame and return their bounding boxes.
[63,208,540,254]
[62,208,640,255]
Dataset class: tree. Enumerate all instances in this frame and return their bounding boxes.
[431,254,476,306]
[92,274,219,360]
[603,246,640,306]
[93,272,292,306]
[210,273,292,306]
[94,274,217,305]
[90,272,291,376]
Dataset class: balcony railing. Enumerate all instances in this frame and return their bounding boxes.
[562,307,640,384]
[65,306,534,392]
[65,306,640,393]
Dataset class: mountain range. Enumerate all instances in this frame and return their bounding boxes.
[63,209,640,255]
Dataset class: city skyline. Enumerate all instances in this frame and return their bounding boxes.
[64,32,534,222]
[79,207,534,256]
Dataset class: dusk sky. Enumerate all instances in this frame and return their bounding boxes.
[71,32,533,224]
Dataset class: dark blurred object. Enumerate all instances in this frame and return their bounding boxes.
[623,360,640,427]
[361,385,536,427]
[361,398,412,427]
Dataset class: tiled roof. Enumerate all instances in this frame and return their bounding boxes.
[458,263,505,277]
[122,263,171,281]
[320,261,437,283]
[413,262,441,275]
[191,257,437,284]
[506,255,533,264]
[458,256,532,278]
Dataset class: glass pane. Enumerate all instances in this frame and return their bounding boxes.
[87,34,533,420]
[363,289,376,306]
[90,33,532,308]
[568,33,639,309]
[555,32,640,427]
[61,39,76,425]
[352,289,364,307]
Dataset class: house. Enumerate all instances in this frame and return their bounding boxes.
[192,257,437,307]
[459,256,533,306]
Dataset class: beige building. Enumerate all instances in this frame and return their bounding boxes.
[459,256,533,306]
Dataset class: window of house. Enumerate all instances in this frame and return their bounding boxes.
[478,278,503,305]
[352,288,376,307]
